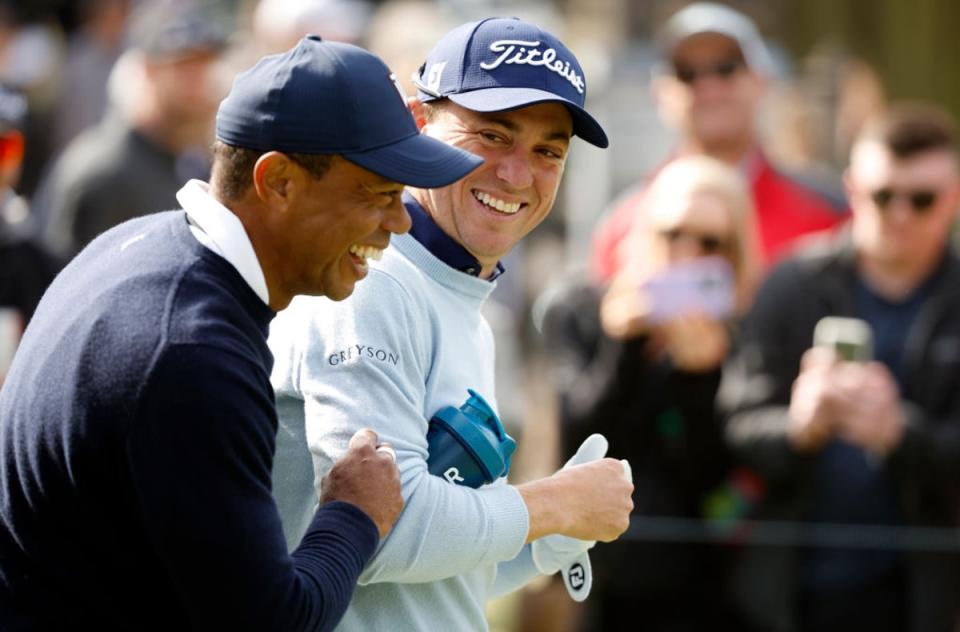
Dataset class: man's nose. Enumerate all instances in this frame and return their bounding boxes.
[495,149,534,190]
[384,197,412,234]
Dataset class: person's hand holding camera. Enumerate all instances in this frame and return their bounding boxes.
[788,347,849,452]
[835,362,906,457]
[599,273,651,341]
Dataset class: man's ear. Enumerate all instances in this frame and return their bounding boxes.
[252,152,296,206]
[408,97,428,131]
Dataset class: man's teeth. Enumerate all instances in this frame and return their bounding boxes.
[474,191,520,214]
[348,245,384,261]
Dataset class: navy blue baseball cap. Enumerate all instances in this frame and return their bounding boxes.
[413,18,608,148]
[216,35,483,188]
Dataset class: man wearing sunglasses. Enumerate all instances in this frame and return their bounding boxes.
[591,2,846,281]
[719,102,960,632]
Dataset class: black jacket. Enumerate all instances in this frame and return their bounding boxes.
[719,231,960,631]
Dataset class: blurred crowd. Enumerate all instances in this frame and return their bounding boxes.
[2,1,960,631]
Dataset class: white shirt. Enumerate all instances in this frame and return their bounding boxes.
[176,179,270,306]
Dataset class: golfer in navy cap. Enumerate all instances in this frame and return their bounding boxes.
[270,19,634,631]
[0,36,480,631]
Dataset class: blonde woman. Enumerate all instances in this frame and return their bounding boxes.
[600,155,760,372]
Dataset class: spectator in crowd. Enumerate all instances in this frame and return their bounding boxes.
[34,0,230,260]
[0,85,59,384]
[539,155,760,631]
[719,102,960,632]
[0,84,59,315]
[365,0,456,95]
[0,35,484,629]
[0,1,65,197]
[250,0,373,53]
[268,18,634,632]
[591,2,846,282]
[52,0,132,151]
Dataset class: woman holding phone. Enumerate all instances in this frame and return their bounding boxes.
[539,155,761,631]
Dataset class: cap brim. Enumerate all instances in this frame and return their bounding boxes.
[343,133,483,188]
[448,88,609,149]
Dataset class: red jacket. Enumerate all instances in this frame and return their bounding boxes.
[590,153,847,282]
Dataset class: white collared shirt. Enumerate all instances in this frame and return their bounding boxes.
[176,179,270,306]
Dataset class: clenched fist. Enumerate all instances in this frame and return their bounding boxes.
[520,457,634,543]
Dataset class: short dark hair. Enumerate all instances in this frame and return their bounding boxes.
[210,140,335,200]
[419,98,449,123]
[857,102,959,160]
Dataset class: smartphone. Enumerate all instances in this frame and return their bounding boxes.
[641,256,736,324]
[813,316,873,362]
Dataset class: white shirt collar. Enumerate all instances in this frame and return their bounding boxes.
[176,179,271,306]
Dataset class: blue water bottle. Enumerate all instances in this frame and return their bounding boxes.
[426,389,516,488]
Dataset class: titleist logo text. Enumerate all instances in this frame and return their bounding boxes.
[480,39,585,94]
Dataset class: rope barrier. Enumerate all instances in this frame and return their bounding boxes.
[620,516,960,552]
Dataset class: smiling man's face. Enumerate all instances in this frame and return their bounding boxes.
[410,100,573,277]
[276,155,410,304]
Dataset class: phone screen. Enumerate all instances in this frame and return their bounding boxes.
[812,317,873,362]
[641,257,735,324]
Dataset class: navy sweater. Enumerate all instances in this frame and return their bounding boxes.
[0,211,378,630]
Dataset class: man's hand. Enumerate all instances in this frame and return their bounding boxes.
[530,435,631,602]
[531,434,611,573]
[520,458,633,543]
[787,347,849,452]
[836,362,906,456]
[320,428,403,539]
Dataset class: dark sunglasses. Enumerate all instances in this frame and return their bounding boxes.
[673,58,744,85]
[659,227,730,254]
[869,188,938,214]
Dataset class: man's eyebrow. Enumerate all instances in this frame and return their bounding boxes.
[545,130,572,144]
[478,114,572,144]
[481,114,520,132]
[364,178,404,192]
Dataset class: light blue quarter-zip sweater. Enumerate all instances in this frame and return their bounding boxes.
[269,232,540,631]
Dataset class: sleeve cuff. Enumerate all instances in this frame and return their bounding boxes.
[479,483,529,563]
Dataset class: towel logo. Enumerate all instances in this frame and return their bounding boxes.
[480,39,585,94]
[567,563,585,590]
